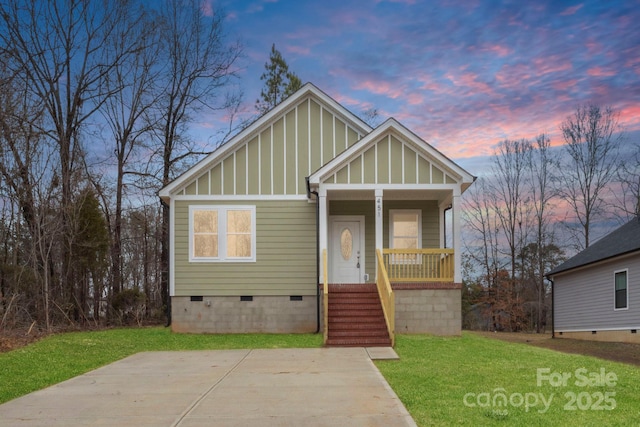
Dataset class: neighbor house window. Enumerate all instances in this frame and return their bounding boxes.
[389,210,421,263]
[189,206,256,262]
[614,270,628,310]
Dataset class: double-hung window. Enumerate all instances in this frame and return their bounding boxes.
[614,270,628,310]
[190,205,256,262]
[389,210,421,263]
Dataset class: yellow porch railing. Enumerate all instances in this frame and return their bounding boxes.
[376,249,395,347]
[322,249,328,344]
[382,248,454,282]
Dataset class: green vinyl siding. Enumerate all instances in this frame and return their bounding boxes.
[418,156,431,184]
[349,157,362,184]
[174,200,316,296]
[363,147,376,183]
[223,156,234,194]
[174,94,364,196]
[197,174,209,195]
[322,109,334,165]
[432,166,444,183]
[335,120,347,154]
[260,128,271,194]
[210,164,222,194]
[310,100,322,172]
[377,136,390,184]
[235,145,247,195]
[247,138,259,194]
[390,135,403,183]
[404,146,417,183]
[272,118,285,194]
[285,110,297,194]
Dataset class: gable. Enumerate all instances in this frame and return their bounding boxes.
[323,132,459,185]
[161,84,372,200]
[309,119,475,190]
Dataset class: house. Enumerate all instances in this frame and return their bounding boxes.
[547,217,640,343]
[159,83,475,345]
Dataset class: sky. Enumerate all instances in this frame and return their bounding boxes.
[196,0,640,174]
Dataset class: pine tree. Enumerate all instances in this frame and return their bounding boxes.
[256,44,302,115]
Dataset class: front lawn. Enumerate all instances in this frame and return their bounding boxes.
[2,328,639,426]
[376,333,640,426]
[0,327,321,404]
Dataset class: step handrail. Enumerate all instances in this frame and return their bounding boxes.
[376,249,395,347]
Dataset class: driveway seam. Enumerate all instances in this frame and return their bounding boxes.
[171,349,253,427]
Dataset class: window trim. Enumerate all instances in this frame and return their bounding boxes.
[189,205,256,263]
[614,269,629,311]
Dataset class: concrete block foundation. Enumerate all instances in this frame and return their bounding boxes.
[171,295,318,333]
[393,283,462,335]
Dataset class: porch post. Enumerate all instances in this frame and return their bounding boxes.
[375,189,383,276]
[318,188,328,283]
[452,188,462,283]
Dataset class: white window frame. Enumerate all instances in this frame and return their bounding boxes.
[614,269,628,311]
[189,205,256,263]
[389,209,422,264]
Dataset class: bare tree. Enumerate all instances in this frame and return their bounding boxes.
[527,134,557,332]
[97,8,159,298]
[615,140,640,219]
[0,0,139,317]
[559,105,622,249]
[148,0,242,316]
[490,139,532,304]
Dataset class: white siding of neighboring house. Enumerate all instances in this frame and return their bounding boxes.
[554,253,640,331]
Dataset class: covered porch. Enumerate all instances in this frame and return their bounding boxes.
[307,119,475,346]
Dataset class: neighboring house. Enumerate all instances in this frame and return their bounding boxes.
[159,83,475,344]
[547,217,640,343]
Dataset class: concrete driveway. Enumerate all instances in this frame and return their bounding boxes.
[0,347,416,426]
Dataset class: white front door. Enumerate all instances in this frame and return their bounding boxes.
[330,217,364,283]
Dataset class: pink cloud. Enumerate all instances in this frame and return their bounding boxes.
[586,67,616,77]
[531,56,573,75]
[482,43,512,57]
[200,0,213,17]
[446,72,494,95]
[560,4,583,16]
[353,80,406,99]
[552,79,579,91]
[286,45,311,56]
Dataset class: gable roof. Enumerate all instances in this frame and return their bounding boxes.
[547,217,640,277]
[159,83,372,201]
[308,118,475,191]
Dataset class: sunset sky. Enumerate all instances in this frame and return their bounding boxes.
[198,0,640,172]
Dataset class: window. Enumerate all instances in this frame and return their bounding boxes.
[614,270,628,310]
[390,210,421,249]
[189,206,256,262]
[389,210,421,263]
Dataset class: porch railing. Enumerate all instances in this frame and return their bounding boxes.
[382,248,454,282]
[376,249,395,347]
[322,249,328,344]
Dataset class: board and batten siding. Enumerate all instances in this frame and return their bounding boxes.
[181,97,363,197]
[554,254,640,331]
[174,200,317,296]
[324,133,459,185]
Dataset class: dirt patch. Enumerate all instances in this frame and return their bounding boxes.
[0,330,43,352]
[472,331,640,367]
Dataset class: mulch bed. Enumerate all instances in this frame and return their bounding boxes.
[472,331,640,367]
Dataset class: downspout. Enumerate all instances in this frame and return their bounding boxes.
[306,177,321,333]
[160,197,172,327]
[443,204,452,248]
[548,277,555,338]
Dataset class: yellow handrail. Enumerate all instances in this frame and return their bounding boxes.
[323,249,328,345]
[383,248,454,282]
[376,249,395,347]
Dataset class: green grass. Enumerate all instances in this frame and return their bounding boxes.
[0,327,322,404]
[375,333,640,426]
[3,328,639,426]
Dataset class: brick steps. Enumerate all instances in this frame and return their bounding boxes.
[325,283,391,347]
